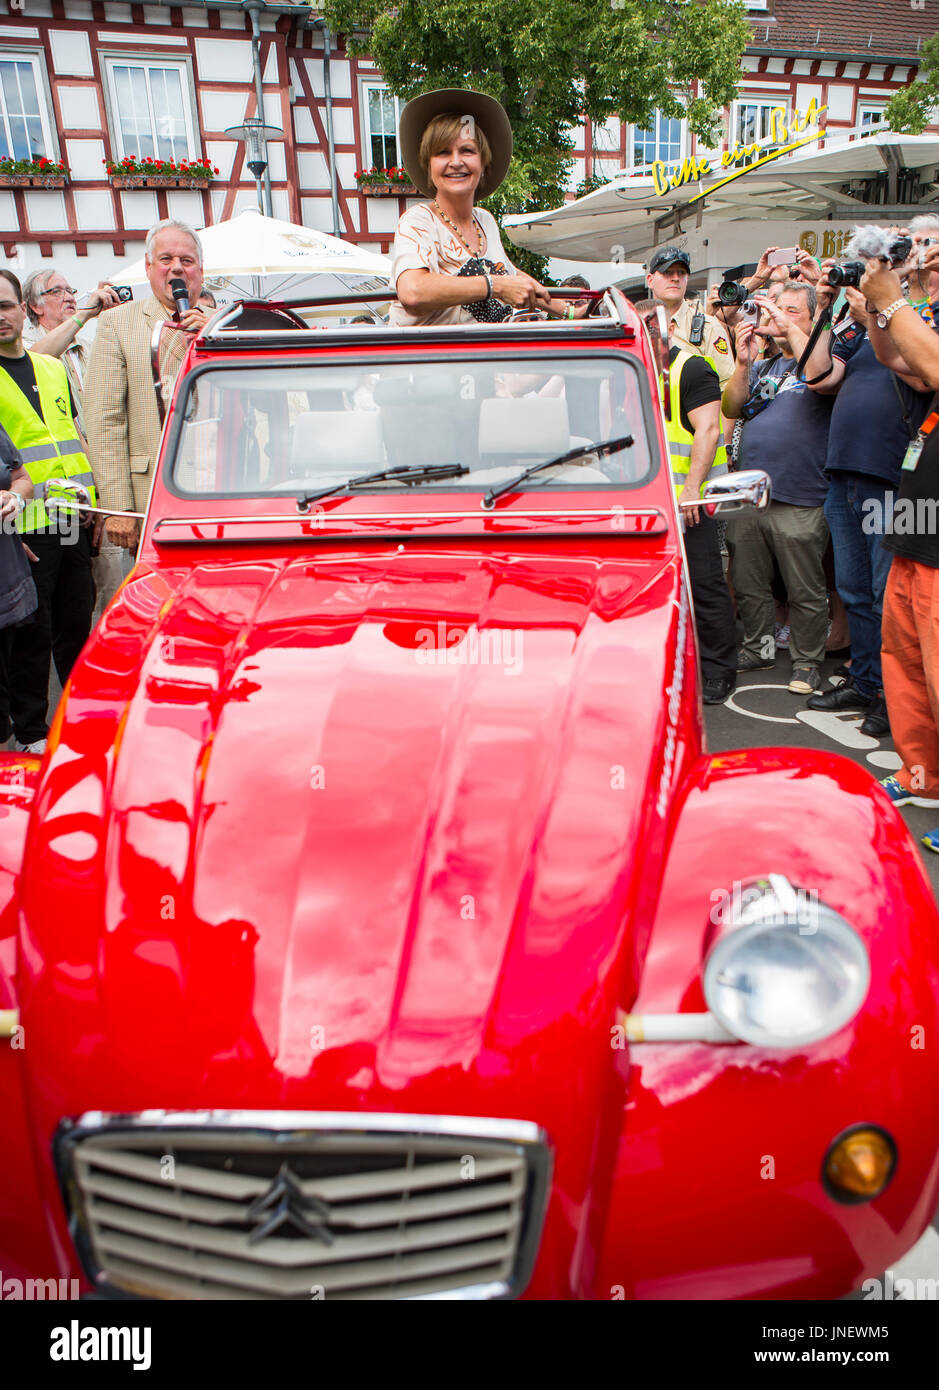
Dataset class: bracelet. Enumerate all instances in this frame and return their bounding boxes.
[72,314,84,329]
[566,305,575,320]
[482,272,493,300]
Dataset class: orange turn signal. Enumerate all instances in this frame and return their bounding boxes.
[823,1126,896,1204]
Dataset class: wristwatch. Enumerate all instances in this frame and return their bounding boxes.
[876,299,909,329]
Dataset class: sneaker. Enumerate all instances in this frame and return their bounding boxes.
[736,650,775,672]
[922,828,939,854]
[879,775,939,809]
[14,738,46,754]
[774,624,790,649]
[788,666,821,694]
[703,675,735,705]
[805,677,872,712]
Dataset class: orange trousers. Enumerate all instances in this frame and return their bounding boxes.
[882,556,939,799]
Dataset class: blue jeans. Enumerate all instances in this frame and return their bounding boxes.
[824,473,895,699]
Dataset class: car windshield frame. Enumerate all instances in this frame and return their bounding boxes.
[162,348,662,507]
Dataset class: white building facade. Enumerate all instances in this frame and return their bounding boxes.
[0,0,935,291]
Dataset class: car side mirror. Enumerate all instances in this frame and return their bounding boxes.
[699,469,771,514]
[650,305,671,421]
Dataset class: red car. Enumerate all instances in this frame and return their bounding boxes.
[1,289,938,1301]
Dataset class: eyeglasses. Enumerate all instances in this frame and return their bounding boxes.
[40,285,77,298]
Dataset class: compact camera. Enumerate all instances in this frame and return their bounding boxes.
[113,285,133,303]
[827,261,865,289]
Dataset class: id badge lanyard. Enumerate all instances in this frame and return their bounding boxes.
[903,408,939,472]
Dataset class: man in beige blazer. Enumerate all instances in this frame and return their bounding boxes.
[84,219,210,552]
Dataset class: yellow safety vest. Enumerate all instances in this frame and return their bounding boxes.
[662,349,728,500]
[0,351,97,532]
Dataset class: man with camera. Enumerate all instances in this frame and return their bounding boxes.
[858,243,939,846]
[801,228,935,738]
[22,271,122,433]
[722,283,832,694]
[646,247,734,386]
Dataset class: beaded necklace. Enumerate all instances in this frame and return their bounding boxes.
[432,201,485,257]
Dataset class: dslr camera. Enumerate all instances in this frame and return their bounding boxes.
[829,227,915,289]
[717,265,749,308]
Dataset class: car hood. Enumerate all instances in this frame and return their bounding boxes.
[20,541,687,1259]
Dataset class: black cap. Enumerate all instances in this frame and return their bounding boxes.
[648,246,691,275]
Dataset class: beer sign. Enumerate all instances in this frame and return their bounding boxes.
[652,100,827,199]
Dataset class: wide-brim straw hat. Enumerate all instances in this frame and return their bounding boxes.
[399,88,513,200]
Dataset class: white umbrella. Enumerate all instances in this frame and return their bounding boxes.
[110,208,391,320]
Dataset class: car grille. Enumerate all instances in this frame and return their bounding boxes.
[56,1112,550,1300]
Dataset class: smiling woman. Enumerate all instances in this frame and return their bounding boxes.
[388,88,554,328]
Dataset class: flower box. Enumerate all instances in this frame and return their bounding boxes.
[109,175,212,190]
[355,166,418,197]
[363,183,418,197]
[0,174,68,189]
[104,157,219,189]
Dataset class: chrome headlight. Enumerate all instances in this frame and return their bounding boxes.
[703,876,870,1047]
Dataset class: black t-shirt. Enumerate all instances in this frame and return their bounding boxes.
[670,345,721,433]
[882,400,939,567]
[0,353,76,421]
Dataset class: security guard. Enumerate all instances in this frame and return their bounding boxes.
[639,299,736,704]
[646,246,734,386]
[0,268,96,753]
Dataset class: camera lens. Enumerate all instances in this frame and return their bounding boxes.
[718,280,747,307]
[828,262,863,289]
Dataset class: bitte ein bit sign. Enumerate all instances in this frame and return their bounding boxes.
[652,100,827,201]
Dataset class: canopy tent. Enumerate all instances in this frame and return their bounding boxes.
[110,208,391,321]
[503,130,939,266]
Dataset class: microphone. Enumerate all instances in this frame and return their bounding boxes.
[170,278,191,316]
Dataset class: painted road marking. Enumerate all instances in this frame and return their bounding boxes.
[723,684,799,724]
[795,708,879,750]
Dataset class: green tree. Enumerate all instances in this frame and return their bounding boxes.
[885,35,939,135]
[324,0,751,278]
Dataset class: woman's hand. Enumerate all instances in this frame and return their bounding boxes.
[492,273,551,311]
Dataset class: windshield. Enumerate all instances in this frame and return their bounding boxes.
[171,356,655,499]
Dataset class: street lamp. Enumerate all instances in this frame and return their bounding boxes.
[224,118,283,217]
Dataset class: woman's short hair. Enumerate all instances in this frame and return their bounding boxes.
[419,114,492,193]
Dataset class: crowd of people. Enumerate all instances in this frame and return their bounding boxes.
[4,82,939,854]
[632,226,939,848]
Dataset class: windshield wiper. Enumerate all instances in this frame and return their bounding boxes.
[297,463,470,510]
[481,435,634,509]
